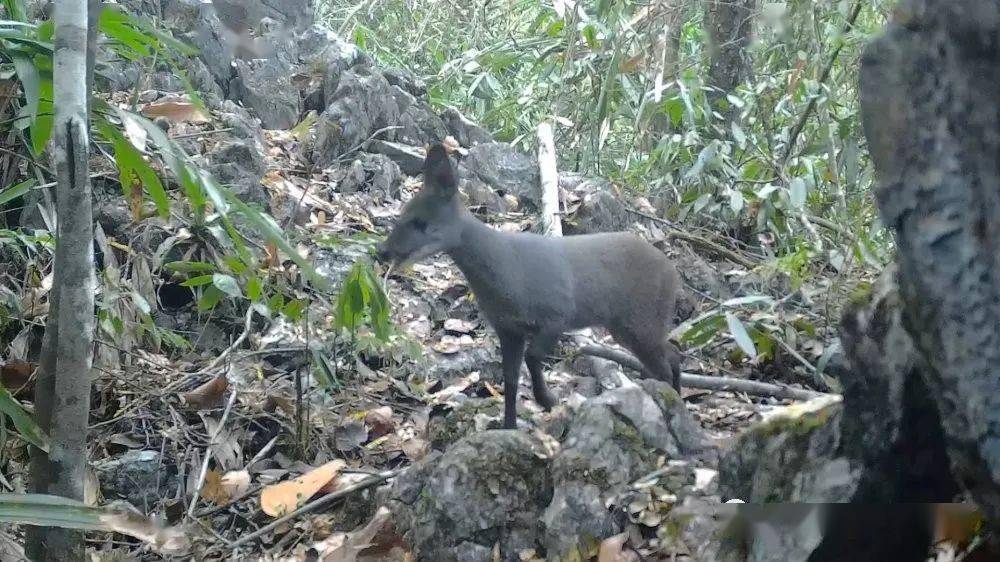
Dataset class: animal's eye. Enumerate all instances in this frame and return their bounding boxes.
[412,219,428,231]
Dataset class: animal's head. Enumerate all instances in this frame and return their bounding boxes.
[376,143,464,267]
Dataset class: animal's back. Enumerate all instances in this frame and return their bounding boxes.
[558,232,679,329]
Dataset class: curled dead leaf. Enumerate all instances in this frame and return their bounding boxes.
[0,360,36,397]
[312,506,409,562]
[400,437,430,462]
[179,374,228,410]
[598,532,638,562]
[260,460,346,517]
[364,406,396,439]
[100,507,190,555]
[443,318,476,334]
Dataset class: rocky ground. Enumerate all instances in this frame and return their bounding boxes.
[0,1,887,561]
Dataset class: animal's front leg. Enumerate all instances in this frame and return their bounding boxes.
[497,331,526,429]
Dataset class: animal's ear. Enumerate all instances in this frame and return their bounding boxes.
[423,143,458,197]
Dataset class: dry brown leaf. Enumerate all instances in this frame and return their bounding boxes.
[400,437,430,462]
[598,532,638,562]
[213,469,252,504]
[179,373,228,410]
[433,335,462,354]
[314,506,408,562]
[443,318,476,334]
[483,381,502,399]
[99,508,190,555]
[260,460,346,517]
[140,100,209,123]
[364,407,396,439]
[1,360,35,397]
[934,503,983,550]
[199,470,229,506]
[84,467,101,506]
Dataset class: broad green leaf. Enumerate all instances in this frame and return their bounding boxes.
[29,76,52,154]
[211,273,242,299]
[98,120,169,218]
[0,386,48,451]
[197,285,224,311]
[282,298,308,321]
[311,349,339,390]
[129,291,151,315]
[725,312,757,359]
[221,189,329,291]
[0,179,33,207]
[180,274,214,288]
[164,261,216,273]
[11,52,39,122]
[246,276,263,301]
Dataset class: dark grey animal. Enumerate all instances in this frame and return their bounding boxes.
[377,144,682,429]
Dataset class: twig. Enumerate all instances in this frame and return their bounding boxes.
[228,469,402,549]
[163,307,255,394]
[186,388,239,519]
[780,0,864,164]
[577,343,826,401]
[774,336,817,373]
[626,207,758,268]
[170,127,234,140]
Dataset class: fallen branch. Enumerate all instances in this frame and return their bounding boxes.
[625,207,758,268]
[577,343,826,401]
[228,469,402,549]
[186,388,239,519]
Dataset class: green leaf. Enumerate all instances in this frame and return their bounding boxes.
[164,261,216,273]
[725,312,757,359]
[220,187,329,291]
[211,273,242,298]
[246,276,263,301]
[0,179,33,207]
[2,0,28,22]
[311,349,339,391]
[11,51,39,123]
[98,120,169,218]
[129,291,151,315]
[180,275,214,288]
[29,76,52,154]
[197,285,224,311]
[0,386,48,452]
[282,298,308,321]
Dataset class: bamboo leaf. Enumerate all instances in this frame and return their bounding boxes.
[0,179,33,207]
[725,312,758,359]
[0,386,48,452]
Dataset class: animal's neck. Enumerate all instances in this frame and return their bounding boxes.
[446,210,506,287]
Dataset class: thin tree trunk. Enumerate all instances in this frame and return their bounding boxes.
[26,0,97,559]
[703,0,755,101]
[537,122,562,237]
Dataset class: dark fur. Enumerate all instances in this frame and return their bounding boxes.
[378,144,682,429]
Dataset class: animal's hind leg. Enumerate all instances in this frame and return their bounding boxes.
[611,325,682,393]
[525,333,558,410]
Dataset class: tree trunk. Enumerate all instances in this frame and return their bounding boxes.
[26,0,97,559]
[703,0,755,100]
[858,0,1000,537]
